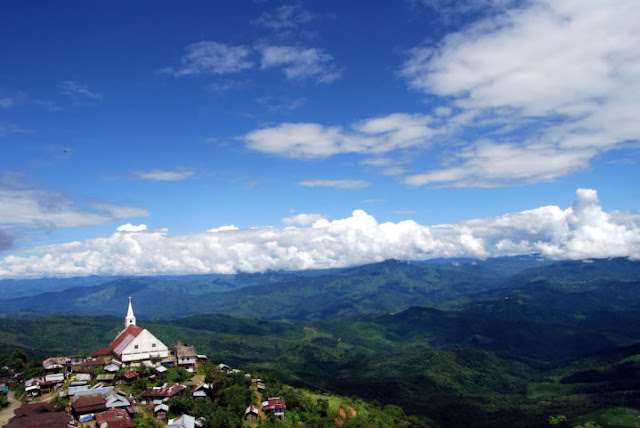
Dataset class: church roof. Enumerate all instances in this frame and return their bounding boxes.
[109,324,144,356]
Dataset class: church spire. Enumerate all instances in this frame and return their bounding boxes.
[125,296,136,328]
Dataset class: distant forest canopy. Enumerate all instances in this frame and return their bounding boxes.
[1,257,639,322]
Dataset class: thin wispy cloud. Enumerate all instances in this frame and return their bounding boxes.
[134,169,195,181]
[59,81,102,105]
[254,3,315,30]
[160,41,254,77]
[298,179,371,189]
[0,97,14,108]
[259,45,341,83]
[0,123,35,137]
[0,188,147,230]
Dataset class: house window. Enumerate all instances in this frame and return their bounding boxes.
[152,343,156,347]
[134,345,138,349]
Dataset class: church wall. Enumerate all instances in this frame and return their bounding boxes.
[120,329,169,363]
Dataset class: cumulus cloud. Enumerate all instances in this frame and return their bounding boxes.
[282,213,327,225]
[399,0,640,187]
[134,169,195,181]
[117,223,148,233]
[160,41,253,77]
[298,179,371,189]
[1,189,638,278]
[259,45,341,83]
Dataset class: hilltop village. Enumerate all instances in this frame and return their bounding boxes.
[0,298,413,428]
[1,298,290,428]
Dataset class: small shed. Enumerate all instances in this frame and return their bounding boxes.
[244,405,259,421]
[154,404,169,423]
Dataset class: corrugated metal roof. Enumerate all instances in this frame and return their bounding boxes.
[109,325,144,356]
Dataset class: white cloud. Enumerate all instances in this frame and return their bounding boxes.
[58,81,102,105]
[298,179,371,189]
[116,223,148,233]
[134,169,194,181]
[259,45,341,83]
[1,189,638,278]
[399,0,640,187]
[161,41,253,77]
[243,113,437,159]
[282,213,327,225]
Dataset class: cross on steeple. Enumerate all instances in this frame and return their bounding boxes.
[125,296,137,328]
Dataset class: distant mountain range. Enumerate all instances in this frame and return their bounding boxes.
[2,257,640,427]
[1,257,639,323]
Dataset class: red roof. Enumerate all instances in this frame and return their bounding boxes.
[13,402,56,417]
[141,382,185,398]
[109,325,144,356]
[123,371,138,380]
[263,397,286,411]
[91,347,112,357]
[82,357,105,367]
[72,395,107,413]
[95,408,134,428]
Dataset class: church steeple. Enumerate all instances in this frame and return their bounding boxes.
[125,296,136,328]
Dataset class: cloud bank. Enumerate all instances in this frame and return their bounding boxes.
[1,189,638,278]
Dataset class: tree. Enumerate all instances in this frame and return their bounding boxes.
[133,416,164,428]
[574,422,601,428]
[549,415,568,425]
[50,396,68,412]
[383,404,406,421]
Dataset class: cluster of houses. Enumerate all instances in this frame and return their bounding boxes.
[4,297,287,427]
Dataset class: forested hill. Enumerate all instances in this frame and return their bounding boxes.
[1,257,638,321]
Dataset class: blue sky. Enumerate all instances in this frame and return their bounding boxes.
[1,0,639,278]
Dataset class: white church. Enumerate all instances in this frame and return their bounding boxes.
[107,297,169,365]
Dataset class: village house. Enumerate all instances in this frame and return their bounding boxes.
[72,394,107,418]
[167,414,205,428]
[154,404,169,423]
[25,373,65,396]
[104,390,131,410]
[170,341,198,372]
[95,408,134,428]
[262,397,286,420]
[140,382,185,404]
[192,382,210,398]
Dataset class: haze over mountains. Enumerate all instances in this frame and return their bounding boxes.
[4,256,635,321]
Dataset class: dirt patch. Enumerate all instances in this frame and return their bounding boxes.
[334,407,347,425]
[0,391,20,426]
[348,406,357,417]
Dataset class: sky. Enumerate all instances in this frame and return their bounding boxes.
[1,0,639,278]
